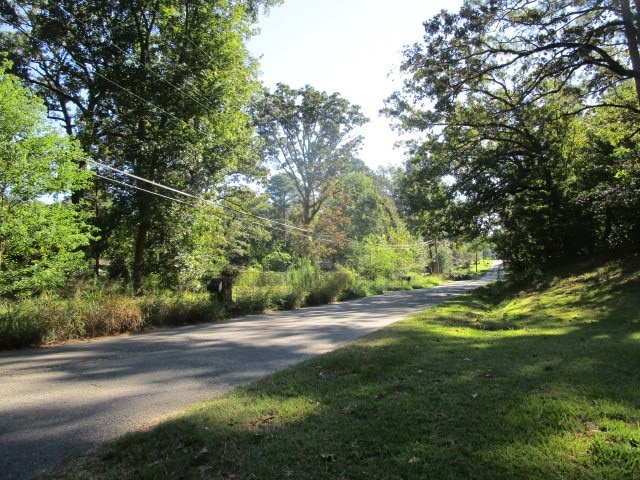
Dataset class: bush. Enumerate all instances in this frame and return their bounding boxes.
[348,231,427,281]
[0,66,93,297]
[306,269,350,305]
[141,292,221,327]
[0,300,47,349]
[232,269,291,313]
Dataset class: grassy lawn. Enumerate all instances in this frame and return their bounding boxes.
[51,256,640,479]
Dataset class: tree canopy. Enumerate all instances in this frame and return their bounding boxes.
[387,0,640,271]
[1,0,276,291]
[252,83,368,227]
[387,0,640,122]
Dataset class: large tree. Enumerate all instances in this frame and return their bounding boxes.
[386,0,640,270]
[397,83,585,269]
[1,0,276,291]
[252,83,368,227]
[0,65,92,296]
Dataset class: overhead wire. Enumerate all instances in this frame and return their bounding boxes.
[95,173,194,206]
[375,241,434,249]
[96,171,317,238]
[46,3,317,237]
[91,160,317,238]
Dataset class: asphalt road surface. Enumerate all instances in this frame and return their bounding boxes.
[0,263,501,479]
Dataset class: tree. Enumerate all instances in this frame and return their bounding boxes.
[391,64,598,269]
[1,0,277,292]
[567,82,640,251]
[337,172,400,241]
[385,0,640,271]
[266,172,299,225]
[0,65,92,296]
[252,83,369,227]
[393,165,456,241]
[387,0,640,122]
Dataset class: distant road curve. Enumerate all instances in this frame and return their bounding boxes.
[0,261,501,479]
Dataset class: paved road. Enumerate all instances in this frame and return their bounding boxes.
[0,263,501,479]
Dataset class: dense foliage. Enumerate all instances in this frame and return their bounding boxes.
[1,0,278,291]
[7,0,637,340]
[0,65,92,296]
[387,0,640,271]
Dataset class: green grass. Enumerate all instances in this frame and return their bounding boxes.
[48,255,640,479]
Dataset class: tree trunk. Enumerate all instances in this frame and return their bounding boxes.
[132,193,151,294]
[619,0,640,105]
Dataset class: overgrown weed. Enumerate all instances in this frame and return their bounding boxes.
[0,262,455,349]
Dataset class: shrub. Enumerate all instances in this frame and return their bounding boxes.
[0,299,47,349]
[232,269,290,313]
[141,292,222,326]
[287,258,320,296]
[84,295,144,336]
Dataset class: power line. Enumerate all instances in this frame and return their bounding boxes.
[373,241,434,250]
[39,5,314,237]
[15,2,323,242]
[97,168,421,247]
[27,7,316,241]
[96,170,317,239]
[92,160,198,201]
[90,159,316,236]
[95,173,193,206]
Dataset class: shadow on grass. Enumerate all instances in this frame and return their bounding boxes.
[53,260,640,480]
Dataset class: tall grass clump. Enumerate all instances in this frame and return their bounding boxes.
[307,267,366,305]
[286,258,322,306]
[231,268,290,313]
[0,291,144,349]
[231,262,370,312]
[0,285,224,349]
[140,291,221,327]
[0,297,48,349]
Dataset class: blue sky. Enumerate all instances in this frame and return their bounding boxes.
[247,0,463,170]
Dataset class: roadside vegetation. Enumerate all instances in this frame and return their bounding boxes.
[5,1,640,358]
[0,257,493,350]
[47,255,639,479]
[0,40,491,351]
